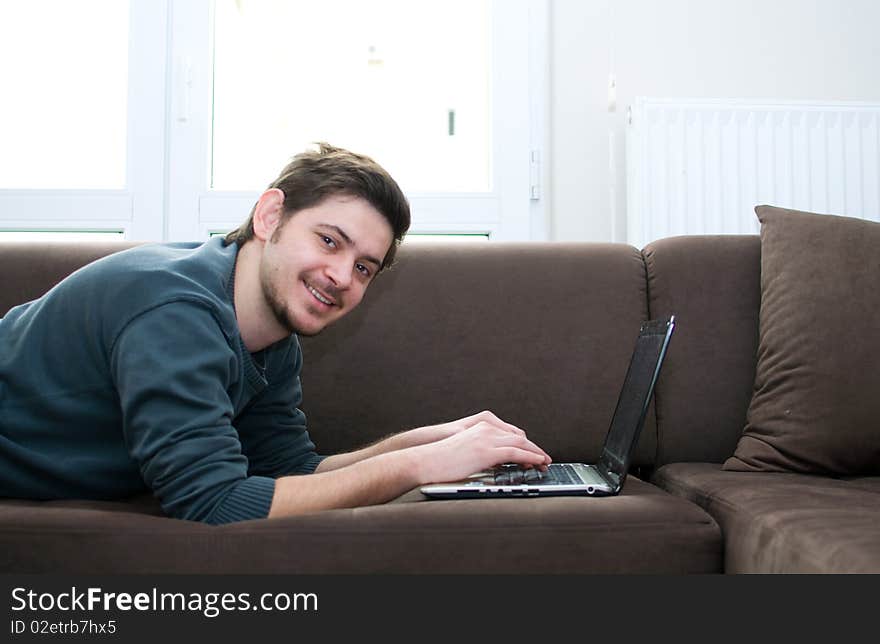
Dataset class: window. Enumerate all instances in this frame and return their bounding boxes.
[0,0,167,239]
[0,1,129,189]
[0,1,545,242]
[212,0,492,195]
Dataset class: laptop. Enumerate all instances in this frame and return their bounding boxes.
[420,315,675,499]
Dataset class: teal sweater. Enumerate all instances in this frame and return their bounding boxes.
[0,237,323,524]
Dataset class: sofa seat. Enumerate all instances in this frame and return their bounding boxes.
[653,463,880,573]
[0,477,721,574]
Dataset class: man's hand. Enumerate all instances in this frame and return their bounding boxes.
[397,410,533,448]
[409,416,552,484]
[316,410,545,473]
[270,410,552,518]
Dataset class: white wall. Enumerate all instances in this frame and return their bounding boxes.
[549,0,880,242]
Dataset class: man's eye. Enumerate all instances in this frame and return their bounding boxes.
[320,235,336,248]
[356,263,371,278]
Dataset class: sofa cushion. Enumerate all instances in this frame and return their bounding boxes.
[724,206,880,475]
[0,478,722,574]
[654,462,880,573]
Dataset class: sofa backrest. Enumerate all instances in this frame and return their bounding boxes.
[4,236,769,470]
[1,240,654,466]
[0,241,140,317]
[642,235,761,466]
[1,236,765,470]
[299,242,655,466]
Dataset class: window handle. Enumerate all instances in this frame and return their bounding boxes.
[177,57,193,123]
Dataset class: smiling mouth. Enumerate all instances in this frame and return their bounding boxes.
[306,283,336,307]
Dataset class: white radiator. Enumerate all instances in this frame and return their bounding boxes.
[625,98,880,248]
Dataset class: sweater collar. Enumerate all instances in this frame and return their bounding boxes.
[225,241,268,393]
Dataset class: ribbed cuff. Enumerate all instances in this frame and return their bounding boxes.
[297,453,326,474]
[206,476,276,525]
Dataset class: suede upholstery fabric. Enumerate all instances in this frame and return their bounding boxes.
[299,242,655,466]
[641,235,761,466]
[0,241,140,316]
[654,463,880,573]
[724,206,880,475]
[7,232,877,574]
[0,478,721,574]
[1,239,727,574]
[645,231,880,573]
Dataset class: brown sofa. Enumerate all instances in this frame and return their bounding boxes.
[1,208,878,573]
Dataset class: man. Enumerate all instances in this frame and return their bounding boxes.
[0,143,550,524]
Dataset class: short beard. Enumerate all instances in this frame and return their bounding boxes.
[260,258,299,334]
[263,280,299,336]
[259,265,325,338]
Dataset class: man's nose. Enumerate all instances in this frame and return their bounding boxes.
[325,256,352,289]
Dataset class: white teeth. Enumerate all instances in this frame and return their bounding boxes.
[307,285,333,305]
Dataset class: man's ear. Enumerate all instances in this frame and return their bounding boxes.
[252,188,286,242]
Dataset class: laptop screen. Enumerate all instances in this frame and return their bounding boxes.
[599,317,674,480]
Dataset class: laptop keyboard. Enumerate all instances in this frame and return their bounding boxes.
[493,464,580,485]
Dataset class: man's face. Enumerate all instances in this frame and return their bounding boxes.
[258,195,394,337]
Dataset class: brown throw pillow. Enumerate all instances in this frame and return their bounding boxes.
[724,205,880,475]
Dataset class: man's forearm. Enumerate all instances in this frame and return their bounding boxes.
[269,448,422,517]
[273,412,552,518]
[313,428,423,473]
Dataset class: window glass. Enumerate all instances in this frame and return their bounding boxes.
[0,1,129,189]
[211,0,491,193]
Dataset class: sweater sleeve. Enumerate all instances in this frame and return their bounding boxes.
[234,336,325,477]
[110,301,275,524]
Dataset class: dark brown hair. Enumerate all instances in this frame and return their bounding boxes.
[225,143,410,268]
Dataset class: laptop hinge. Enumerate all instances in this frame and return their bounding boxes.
[598,462,622,490]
